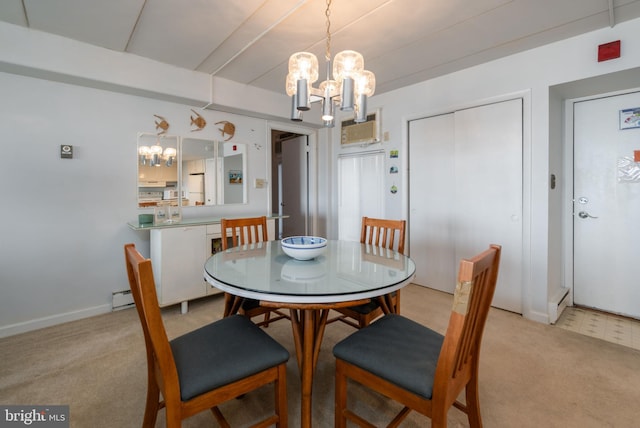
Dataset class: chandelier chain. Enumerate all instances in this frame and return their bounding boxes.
[325,0,332,62]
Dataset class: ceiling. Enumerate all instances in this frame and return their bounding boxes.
[2,0,640,98]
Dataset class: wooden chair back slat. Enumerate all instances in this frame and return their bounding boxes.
[125,244,181,403]
[436,244,501,388]
[360,216,406,254]
[221,216,268,250]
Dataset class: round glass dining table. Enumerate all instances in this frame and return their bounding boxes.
[204,239,416,428]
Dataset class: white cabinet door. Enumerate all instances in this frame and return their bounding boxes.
[409,99,523,313]
[151,226,207,306]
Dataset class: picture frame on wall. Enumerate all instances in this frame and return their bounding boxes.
[619,107,640,129]
[228,170,242,184]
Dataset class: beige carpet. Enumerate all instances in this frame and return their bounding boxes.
[1,284,639,427]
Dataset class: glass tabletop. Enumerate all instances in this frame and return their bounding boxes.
[204,240,416,304]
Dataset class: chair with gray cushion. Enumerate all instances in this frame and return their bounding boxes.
[331,216,406,328]
[124,243,289,427]
[333,244,501,427]
[220,216,289,327]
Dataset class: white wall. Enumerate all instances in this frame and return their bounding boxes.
[2,17,640,335]
[0,72,309,338]
[328,17,640,322]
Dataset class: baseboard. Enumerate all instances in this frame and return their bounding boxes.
[523,309,551,324]
[548,288,570,324]
[112,289,135,311]
[0,304,112,339]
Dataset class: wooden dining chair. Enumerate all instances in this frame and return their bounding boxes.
[220,216,289,327]
[333,244,501,428]
[332,216,406,328]
[124,243,289,428]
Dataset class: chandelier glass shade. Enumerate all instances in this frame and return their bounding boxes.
[285,1,375,127]
[138,142,176,167]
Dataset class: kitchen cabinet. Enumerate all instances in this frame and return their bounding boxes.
[151,226,209,311]
[139,162,178,186]
[142,217,276,313]
[184,159,205,174]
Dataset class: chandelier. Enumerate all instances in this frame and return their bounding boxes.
[286,0,375,127]
[138,139,176,167]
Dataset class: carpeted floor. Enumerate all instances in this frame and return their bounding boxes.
[1,284,639,427]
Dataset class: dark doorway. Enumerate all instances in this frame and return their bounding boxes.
[271,130,308,239]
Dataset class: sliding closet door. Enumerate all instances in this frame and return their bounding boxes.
[408,113,457,292]
[455,99,522,313]
[409,98,522,313]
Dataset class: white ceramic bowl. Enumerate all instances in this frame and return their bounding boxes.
[281,259,327,283]
[281,236,327,260]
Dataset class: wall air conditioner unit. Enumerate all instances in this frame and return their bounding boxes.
[341,109,381,146]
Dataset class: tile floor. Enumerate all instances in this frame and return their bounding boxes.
[555,306,640,351]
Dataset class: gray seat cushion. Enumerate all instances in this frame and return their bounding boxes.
[346,299,380,314]
[345,291,399,315]
[241,298,262,311]
[170,314,289,401]
[333,314,443,399]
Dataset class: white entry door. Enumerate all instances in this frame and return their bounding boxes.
[573,91,640,318]
[409,98,523,313]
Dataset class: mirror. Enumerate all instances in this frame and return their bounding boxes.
[217,141,247,204]
[137,133,179,208]
[138,134,246,208]
[182,137,217,206]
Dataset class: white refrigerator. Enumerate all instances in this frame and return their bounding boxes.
[187,173,204,205]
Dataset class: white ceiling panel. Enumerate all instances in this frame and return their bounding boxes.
[126,0,265,69]
[2,0,640,96]
[197,0,317,74]
[0,0,28,26]
[23,0,145,50]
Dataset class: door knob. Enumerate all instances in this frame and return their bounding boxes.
[578,211,598,219]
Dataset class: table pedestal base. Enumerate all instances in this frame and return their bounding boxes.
[262,300,369,428]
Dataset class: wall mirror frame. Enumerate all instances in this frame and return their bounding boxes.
[137,133,247,209]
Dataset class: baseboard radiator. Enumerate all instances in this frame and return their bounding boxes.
[548,288,570,324]
[112,289,135,311]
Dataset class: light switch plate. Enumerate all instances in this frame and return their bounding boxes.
[254,178,265,188]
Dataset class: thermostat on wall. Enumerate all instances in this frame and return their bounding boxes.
[60,145,73,159]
